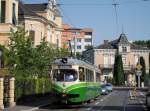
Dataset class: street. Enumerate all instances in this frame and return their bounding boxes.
[35,90,147,111]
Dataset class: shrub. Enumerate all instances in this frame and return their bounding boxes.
[15,77,52,101]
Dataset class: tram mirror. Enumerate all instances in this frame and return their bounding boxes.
[61,58,68,63]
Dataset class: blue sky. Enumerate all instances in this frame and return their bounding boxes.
[23,0,150,45]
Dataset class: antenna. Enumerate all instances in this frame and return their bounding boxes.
[122,25,124,34]
[112,0,119,36]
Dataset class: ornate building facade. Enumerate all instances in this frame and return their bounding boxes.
[0,0,62,47]
[83,33,150,85]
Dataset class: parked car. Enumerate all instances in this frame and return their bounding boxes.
[105,83,113,92]
[101,84,108,95]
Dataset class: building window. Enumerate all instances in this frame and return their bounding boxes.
[77,38,81,42]
[122,46,127,53]
[29,30,35,43]
[12,3,17,25]
[85,38,92,42]
[122,57,126,64]
[85,32,92,35]
[77,45,81,49]
[104,55,109,67]
[1,1,6,23]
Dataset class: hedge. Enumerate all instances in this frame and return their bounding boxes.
[15,77,52,101]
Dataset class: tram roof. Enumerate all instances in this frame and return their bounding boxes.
[52,58,101,72]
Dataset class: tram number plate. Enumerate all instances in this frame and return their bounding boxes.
[58,65,72,69]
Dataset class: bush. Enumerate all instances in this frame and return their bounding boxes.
[15,77,52,102]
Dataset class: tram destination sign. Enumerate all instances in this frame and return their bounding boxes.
[58,65,72,69]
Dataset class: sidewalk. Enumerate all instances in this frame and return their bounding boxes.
[3,96,52,111]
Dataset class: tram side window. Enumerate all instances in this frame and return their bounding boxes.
[85,69,94,82]
[79,67,85,82]
[96,73,100,82]
[90,70,94,82]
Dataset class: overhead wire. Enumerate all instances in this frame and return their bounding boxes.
[57,0,149,7]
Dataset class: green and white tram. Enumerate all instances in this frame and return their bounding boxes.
[50,58,101,103]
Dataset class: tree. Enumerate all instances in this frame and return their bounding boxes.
[7,27,70,77]
[140,56,146,82]
[133,40,150,49]
[113,54,124,85]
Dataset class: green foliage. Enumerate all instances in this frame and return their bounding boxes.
[15,77,52,101]
[6,27,70,77]
[140,56,146,82]
[106,77,113,84]
[113,54,124,85]
[133,40,150,49]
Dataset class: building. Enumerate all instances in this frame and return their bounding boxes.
[83,33,150,85]
[0,0,62,47]
[62,24,93,54]
[0,0,18,46]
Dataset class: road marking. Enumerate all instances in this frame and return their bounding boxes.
[21,103,50,111]
[139,92,146,97]
[95,102,100,105]
[86,107,92,110]
[100,99,103,101]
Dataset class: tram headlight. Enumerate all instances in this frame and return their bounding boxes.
[62,93,67,97]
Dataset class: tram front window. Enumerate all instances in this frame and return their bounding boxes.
[53,69,77,82]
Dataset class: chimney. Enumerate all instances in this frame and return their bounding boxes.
[104,40,109,44]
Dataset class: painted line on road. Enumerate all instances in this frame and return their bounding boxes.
[21,103,50,111]
[139,100,147,110]
[95,102,100,105]
[98,91,115,110]
[139,91,146,97]
[86,107,92,111]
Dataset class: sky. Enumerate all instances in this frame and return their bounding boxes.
[23,0,150,46]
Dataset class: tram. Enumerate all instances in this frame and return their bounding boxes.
[50,58,101,104]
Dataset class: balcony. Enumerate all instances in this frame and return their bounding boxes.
[99,64,136,71]
[99,64,113,69]
[0,23,16,33]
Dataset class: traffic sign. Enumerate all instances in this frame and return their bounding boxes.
[136,63,142,71]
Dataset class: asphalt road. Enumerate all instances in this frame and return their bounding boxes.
[35,90,147,111]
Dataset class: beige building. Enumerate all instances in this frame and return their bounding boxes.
[83,33,150,85]
[0,0,62,47]
[0,0,18,46]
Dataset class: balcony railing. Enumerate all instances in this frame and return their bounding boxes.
[99,64,136,70]
[99,64,114,69]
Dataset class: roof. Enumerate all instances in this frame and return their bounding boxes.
[18,2,57,26]
[19,2,48,21]
[53,58,101,72]
[95,33,149,50]
[24,4,48,12]
[118,33,130,44]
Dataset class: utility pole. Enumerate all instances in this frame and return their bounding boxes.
[73,32,76,57]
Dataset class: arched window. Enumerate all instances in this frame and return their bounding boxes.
[29,30,35,43]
